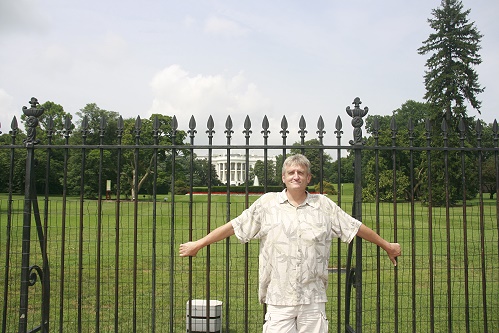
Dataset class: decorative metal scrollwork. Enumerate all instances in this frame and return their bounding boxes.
[28,265,44,287]
[346,97,368,146]
[22,97,44,146]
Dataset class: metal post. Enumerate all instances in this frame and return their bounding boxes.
[18,97,49,333]
[346,97,368,333]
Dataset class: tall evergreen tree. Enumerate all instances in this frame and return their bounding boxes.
[418,0,484,123]
[417,0,484,205]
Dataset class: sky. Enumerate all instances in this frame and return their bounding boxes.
[1,0,498,146]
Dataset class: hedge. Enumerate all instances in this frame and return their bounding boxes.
[190,186,319,193]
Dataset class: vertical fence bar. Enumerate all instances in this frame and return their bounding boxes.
[262,116,270,194]
[261,116,270,324]
[299,116,306,155]
[151,116,160,333]
[31,174,50,333]
[203,116,214,333]
[243,115,252,333]
[42,118,54,331]
[425,119,435,333]
[95,117,106,333]
[77,116,89,333]
[280,116,288,169]
[132,116,142,333]
[353,141,363,333]
[390,116,399,333]
[114,117,124,333]
[494,120,499,295]
[476,121,488,333]
[317,116,325,194]
[408,118,417,333]
[458,118,470,333]
[58,115,71,333]
[441,119,453,333]
[371,116,381,333]
[187,116,196,333]
[2,118,18,333]
[224,116,233,333]
[169,116,178,333]
[334,116,343,333]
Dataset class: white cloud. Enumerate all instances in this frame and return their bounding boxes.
[204,16,249,37]
[148,65,271,138]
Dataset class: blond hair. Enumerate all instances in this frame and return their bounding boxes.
[282,154,311,175]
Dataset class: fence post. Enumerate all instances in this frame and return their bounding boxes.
[346,97,368,333]
[18,97,50,333]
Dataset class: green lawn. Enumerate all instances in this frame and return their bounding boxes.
[0,186,497,332]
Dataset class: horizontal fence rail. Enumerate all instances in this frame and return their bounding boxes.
[0,97,498,333]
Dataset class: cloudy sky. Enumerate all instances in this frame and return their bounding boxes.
[1,0,497,146]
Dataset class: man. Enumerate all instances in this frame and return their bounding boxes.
[179,154,401,333]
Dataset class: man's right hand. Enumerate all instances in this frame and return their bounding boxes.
[179,241,201,257]
[179,222,235,257]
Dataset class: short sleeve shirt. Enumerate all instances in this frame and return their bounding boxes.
[231,190,362,306]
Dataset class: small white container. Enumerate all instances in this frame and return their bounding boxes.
[186,299,222,332]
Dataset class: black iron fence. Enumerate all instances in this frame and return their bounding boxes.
[0,97,498,332]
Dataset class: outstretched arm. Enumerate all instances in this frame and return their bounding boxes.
[356,224,401,266]
[179,221,235,257]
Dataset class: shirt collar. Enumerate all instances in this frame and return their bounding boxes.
[278,189,288,204]
[278,189,315,207]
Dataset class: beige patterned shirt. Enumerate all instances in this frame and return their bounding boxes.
[231,190,362,306]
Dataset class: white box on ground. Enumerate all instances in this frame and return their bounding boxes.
[186,299,222,333]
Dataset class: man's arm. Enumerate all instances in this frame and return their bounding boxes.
[179,221,235,257]
[356,224,401,266]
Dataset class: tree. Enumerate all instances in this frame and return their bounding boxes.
[362,100,481,204]
[18,101,73,194]
[21,101,72,135]
[190,157,223,187]
[417,0,485,204]
[253,159,279,186]
[73,103,120,145]
[66,103,120,198]
[0,129,26,193]
[65,106,189,199]
[363,101,433,201]
[120,114,187,199]
[482,157,497,199]
[479,121,498,199]
[290,139,333,185]
[36,101,73,194]
[418,0,484,123]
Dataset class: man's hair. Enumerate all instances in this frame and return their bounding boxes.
[282,154,311,175]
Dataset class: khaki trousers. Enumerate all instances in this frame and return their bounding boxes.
[263,302,328,333]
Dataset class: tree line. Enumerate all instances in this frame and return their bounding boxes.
[1,99,496,203]
[0,101,348,199]
[0,102,219,199]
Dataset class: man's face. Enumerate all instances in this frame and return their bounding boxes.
[282,163,311,191]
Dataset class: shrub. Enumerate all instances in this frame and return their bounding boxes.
[314,181,337,195]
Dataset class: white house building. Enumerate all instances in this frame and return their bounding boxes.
[202,153,273,185]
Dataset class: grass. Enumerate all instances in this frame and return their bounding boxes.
[0,185,498,332]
